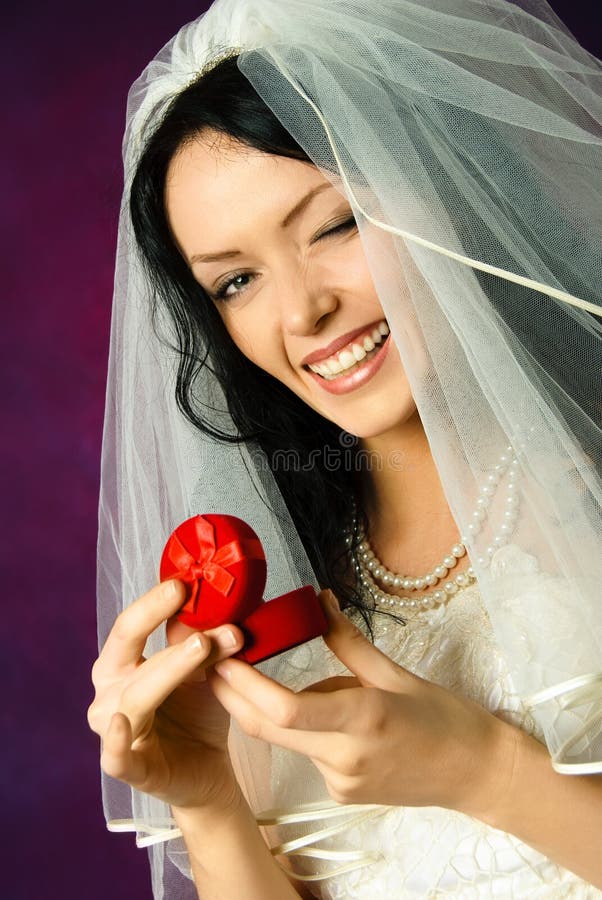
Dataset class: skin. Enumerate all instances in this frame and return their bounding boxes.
[89,130,602,897]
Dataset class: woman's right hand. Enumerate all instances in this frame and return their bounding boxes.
[87,578,246,812]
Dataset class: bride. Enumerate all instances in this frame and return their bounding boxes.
[88,2,602,897]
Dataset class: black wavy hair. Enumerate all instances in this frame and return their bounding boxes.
[129,54,380,627]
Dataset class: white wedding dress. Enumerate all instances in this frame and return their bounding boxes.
[264,545,602,898]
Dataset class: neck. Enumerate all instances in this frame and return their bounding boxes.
[356,408,463,573]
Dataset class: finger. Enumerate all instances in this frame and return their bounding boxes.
[211,658,354,733]
[320,589,420,691]
[100,579,188,672]
[129,622,245,685]
[208,668,336,762]
[89,625,246,737]
[100,712,148,787]
[119,631,213,738]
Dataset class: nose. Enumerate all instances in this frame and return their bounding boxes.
[278,266,339,337]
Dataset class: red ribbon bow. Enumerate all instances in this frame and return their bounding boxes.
[166,515,264,614]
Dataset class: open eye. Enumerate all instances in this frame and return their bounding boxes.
[212,271,255,301]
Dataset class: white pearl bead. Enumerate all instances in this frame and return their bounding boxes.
[353,441,522,614]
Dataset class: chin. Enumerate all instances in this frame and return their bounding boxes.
[330,398,417,441]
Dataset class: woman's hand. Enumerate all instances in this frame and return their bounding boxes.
[208,590,520,817]
[87,579,246,812]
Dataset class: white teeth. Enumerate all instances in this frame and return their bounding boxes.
[326,357,343,375]
[307,319,388,378]
[338,349,357,369]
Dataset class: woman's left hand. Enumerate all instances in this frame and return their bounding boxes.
[208,590,522,817]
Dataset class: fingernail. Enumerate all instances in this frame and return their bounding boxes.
[163,578,179,599]
[216,628,238,649]
[214,661,231,681]
[326,590,340,613]
[184,633,205,654]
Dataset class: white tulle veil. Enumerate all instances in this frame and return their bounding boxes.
[97,1,602,896]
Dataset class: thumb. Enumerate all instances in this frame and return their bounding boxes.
[319,589,418,691]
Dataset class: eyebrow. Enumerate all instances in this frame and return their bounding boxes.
[189,182,335,266]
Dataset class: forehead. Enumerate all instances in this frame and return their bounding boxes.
[165,132,328,224]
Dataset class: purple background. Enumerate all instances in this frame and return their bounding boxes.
[3,2,598,898]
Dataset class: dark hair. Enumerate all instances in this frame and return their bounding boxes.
[129,54,380,627]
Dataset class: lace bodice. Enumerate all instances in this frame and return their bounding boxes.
[267,575,602,898]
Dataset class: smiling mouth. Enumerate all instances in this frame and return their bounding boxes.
[304,320,390,380]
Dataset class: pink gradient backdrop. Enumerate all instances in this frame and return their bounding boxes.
[2,2,597,897]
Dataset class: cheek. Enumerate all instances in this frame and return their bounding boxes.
[222,313,282,375]
[338,239,379,294]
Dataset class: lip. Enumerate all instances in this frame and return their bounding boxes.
[300,319,385,368]
[306,333,392,395]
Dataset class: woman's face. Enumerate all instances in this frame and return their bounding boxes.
[165,131,416,438]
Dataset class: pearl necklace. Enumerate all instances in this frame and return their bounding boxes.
[345,447,521,613]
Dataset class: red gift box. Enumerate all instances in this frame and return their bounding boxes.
[160,514,328,664]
